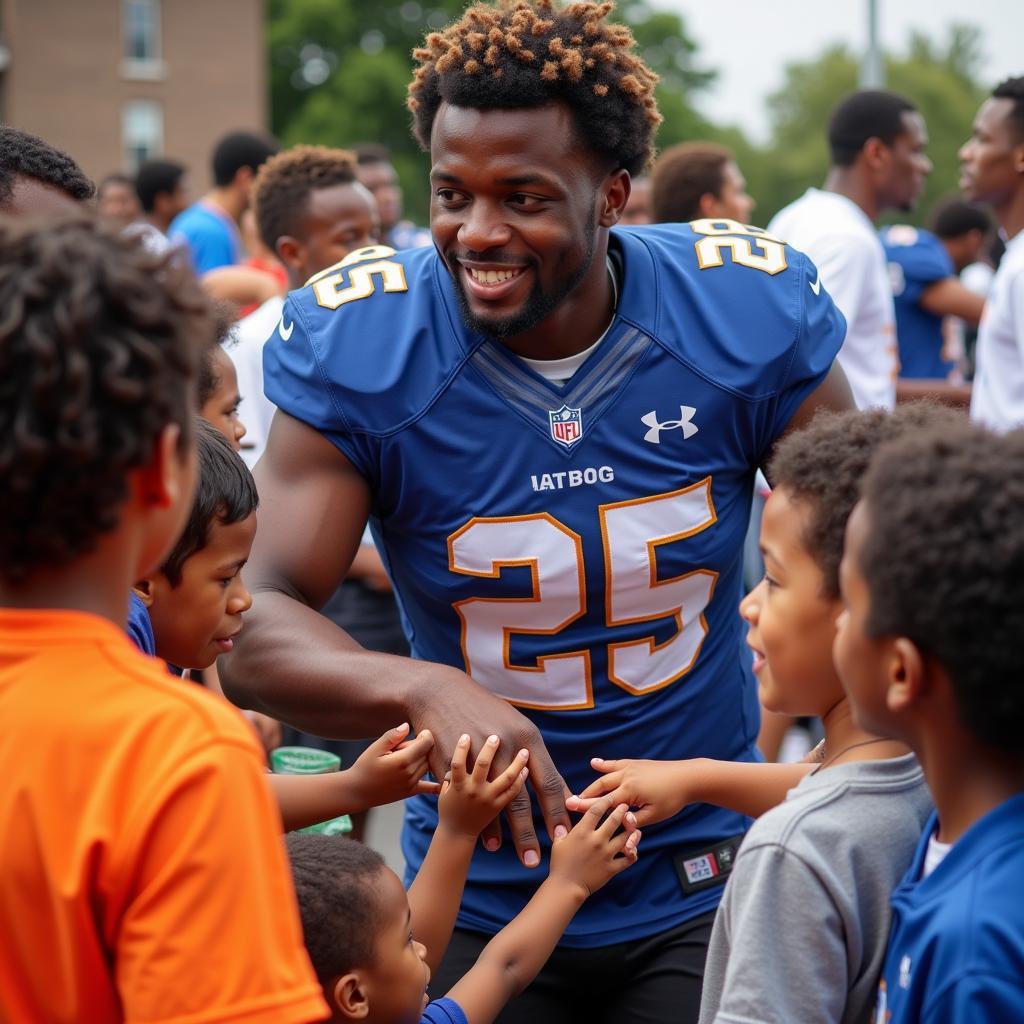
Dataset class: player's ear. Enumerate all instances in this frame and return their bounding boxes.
[697,192,720,220]
[275,236,303,275]
[331,972,369,1019]
[599,168,631,227]
[862,136,890,175]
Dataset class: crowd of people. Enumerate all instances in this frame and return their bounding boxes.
[1,2,1023,1022]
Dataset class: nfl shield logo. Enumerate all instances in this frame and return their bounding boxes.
[549,405,583,448]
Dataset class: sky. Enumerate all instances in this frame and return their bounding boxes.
[668,0,1024,142]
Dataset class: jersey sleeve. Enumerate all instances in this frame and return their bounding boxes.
[112,736,329,1024]
[704,844,849,1024]
[897,236,954,305]
[760,249,847,457]
[262,293,377,478]
[422,997,469,1024]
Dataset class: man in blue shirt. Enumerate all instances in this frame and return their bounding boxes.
[171,131,277,274]
[221,2,853,1020]
[882,199,988,391]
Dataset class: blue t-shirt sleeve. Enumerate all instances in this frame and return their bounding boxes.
[169,209,237,274]
[125,591,157,656]
[421,996,468,1024]
[760,250,847,459]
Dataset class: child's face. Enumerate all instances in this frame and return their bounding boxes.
[202,347,247,452]
[358,866,430,1023]
[739,487,844,716]
[147,512,256,669]
[834,501,895,737]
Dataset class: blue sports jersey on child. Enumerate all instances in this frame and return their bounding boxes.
[126,591,156,657]
[881,225,955,379]
[873,793,1024,1023]
[263,223,845,947]
[169,201,241,275]
[422,996,467,1024]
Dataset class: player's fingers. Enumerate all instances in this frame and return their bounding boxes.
[449,734,470,784]
[471,734,501,781]
[492,748,530,792]
[506,783,542,868]
[481,816,502,853]
[532,760,572,845]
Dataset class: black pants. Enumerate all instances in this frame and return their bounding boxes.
[430,910,716,1024]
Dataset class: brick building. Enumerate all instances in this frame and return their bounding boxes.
[0,0,267,191]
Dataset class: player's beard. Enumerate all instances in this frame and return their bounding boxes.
[447,211,598,343]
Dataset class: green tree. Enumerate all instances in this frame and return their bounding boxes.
[746,25,989,226]
[267,0,714,222]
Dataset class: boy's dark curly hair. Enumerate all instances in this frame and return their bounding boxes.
[160,419,258,586]
[857,421,1024,752]
[768,403,962,598]
[253,145,360,253]
[286,833,387,983]
[408,0,661,176]
[0,217,215,583]
[0,126,95,207]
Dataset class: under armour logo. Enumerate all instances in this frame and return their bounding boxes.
[641,406,699,444]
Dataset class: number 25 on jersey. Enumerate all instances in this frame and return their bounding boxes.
[447,479,718,710]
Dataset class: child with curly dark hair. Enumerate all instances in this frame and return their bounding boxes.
[836,420,1024,1023]
[0,217,328,1024]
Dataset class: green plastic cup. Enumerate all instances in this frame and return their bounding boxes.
[270,746,352,835]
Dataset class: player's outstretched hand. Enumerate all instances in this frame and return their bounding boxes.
[566,757,694,828]
[409,665,572,868]
[344,723,441,813]
[549,799,641,900]
[438,734,530,843]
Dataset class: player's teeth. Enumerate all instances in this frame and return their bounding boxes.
[471,269,516,283]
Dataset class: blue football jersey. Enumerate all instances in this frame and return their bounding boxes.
[874,795,1024,1023]
[881,225,956,379]
[263,220,845,946]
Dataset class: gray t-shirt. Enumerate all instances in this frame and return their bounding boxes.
[699,754,932,1024]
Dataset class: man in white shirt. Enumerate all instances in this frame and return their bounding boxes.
[232,145,379,468]
[769,90,932,409]
[964,77,1024,431]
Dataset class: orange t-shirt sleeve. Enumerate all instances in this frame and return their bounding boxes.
[110,734,329,1024]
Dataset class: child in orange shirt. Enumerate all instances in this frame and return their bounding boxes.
[0,218,328,1024]
[134,418,440,829]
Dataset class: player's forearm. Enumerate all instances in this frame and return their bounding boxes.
[220,588,413,736]
[686,758,813,817]
[408,825,478,973]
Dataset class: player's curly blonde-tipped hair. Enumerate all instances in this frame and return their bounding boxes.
[408,0,661,175]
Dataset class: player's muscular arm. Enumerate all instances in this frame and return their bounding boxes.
[219,411,571,866]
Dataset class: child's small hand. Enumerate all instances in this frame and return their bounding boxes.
[438,734,529,845]
[345,723,441,812]
[566,758,693,827]
[549,799,641,899]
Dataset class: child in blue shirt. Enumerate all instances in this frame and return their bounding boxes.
[287,738,641,1024]
[835,420,1024,1023]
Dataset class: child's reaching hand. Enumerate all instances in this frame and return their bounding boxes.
[343,723,441,813]
[566,757,697,827]
[438,734,530,844]
[549,798,641,899]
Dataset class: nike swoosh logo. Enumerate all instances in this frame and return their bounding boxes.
[279,316,294,341]
[809,273,821,296]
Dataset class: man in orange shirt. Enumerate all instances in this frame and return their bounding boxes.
[0,217,328,1024]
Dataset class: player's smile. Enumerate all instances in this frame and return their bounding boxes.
[429,101,625,357]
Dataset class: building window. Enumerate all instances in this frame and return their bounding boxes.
[122,101,163,170]
[123,0,160,61]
